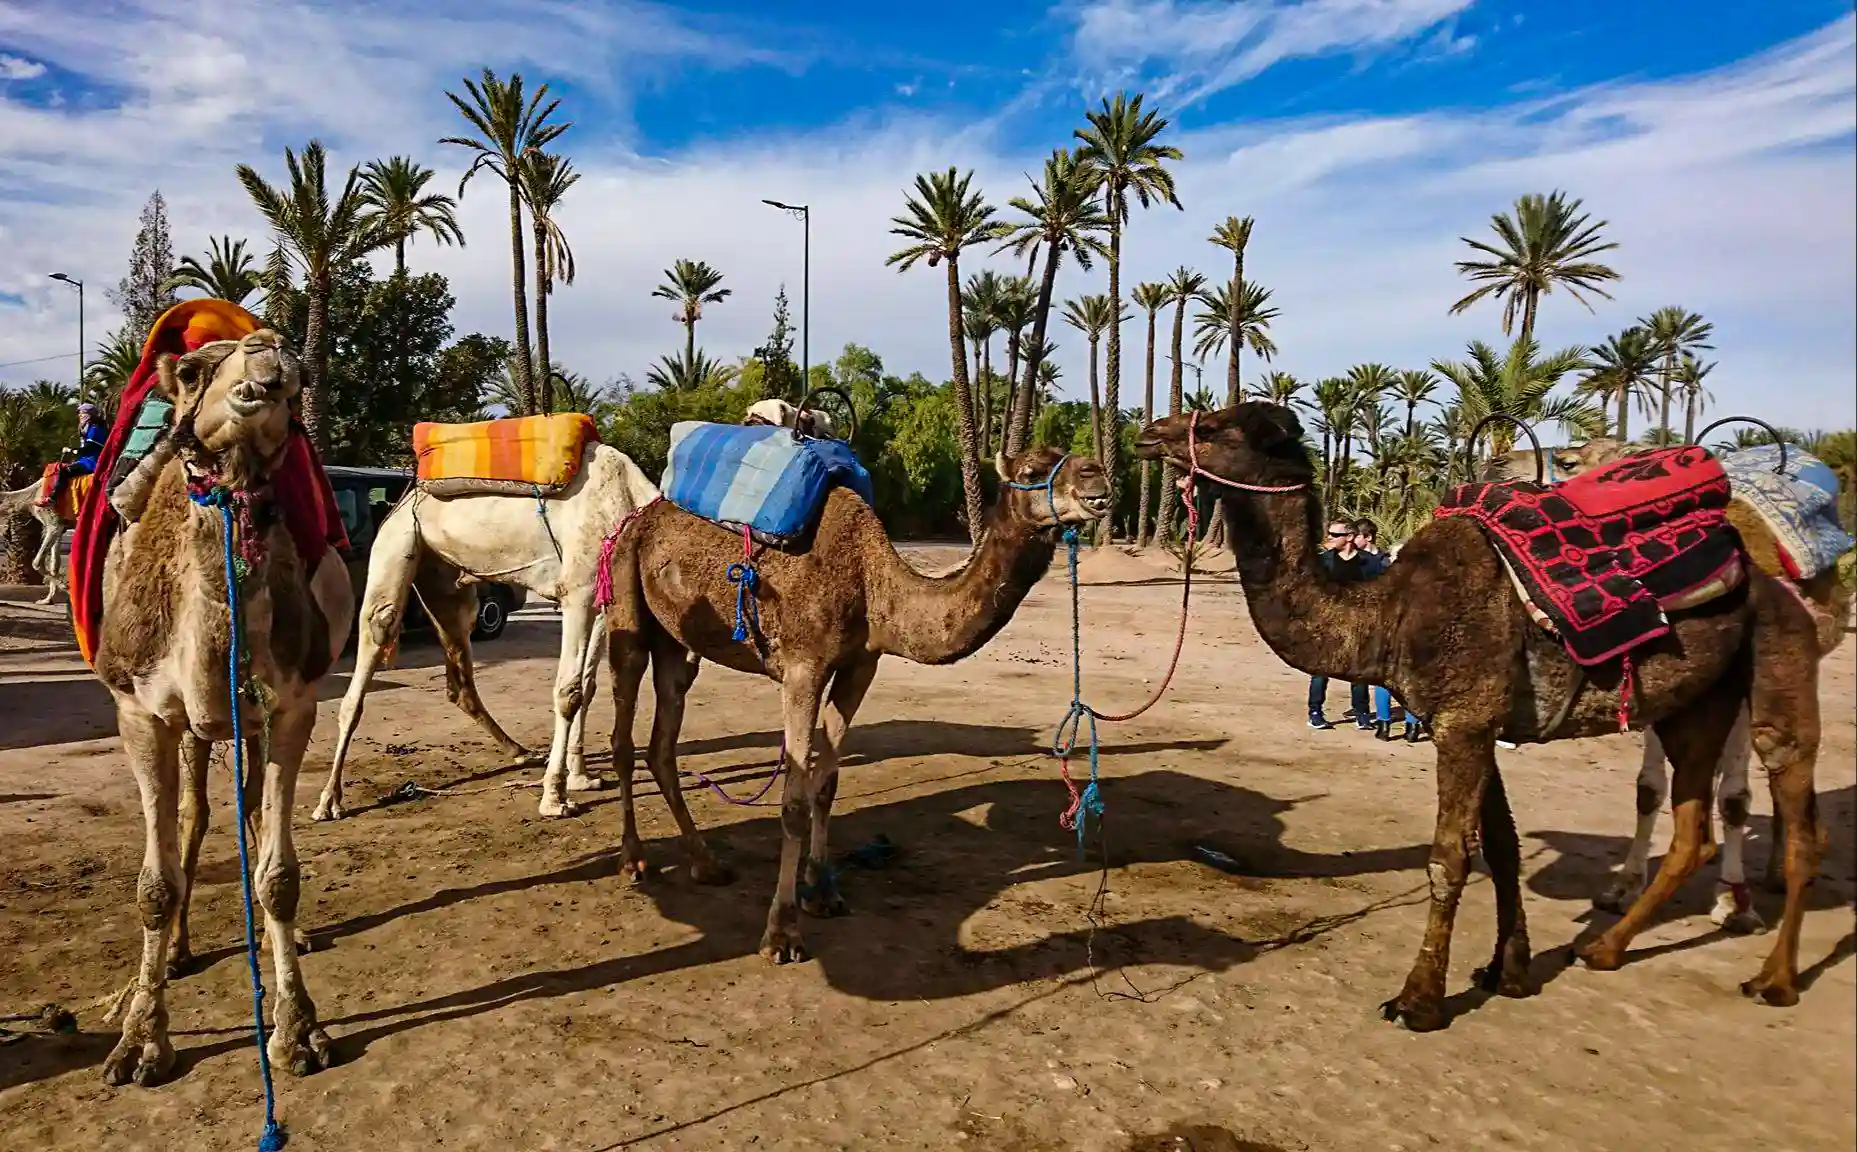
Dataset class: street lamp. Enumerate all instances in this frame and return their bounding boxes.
[48,273,84,398]
[761,199,809,393]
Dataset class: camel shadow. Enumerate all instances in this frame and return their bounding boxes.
[669,718,1230,768]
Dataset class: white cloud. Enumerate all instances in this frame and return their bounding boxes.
[1,4,1852,437]
[0,52,47,81]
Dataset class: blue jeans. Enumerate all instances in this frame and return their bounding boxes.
[1373,685,1393,724]
[1309,676,1368,718]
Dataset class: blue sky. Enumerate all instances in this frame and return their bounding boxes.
[1,0,1853,434]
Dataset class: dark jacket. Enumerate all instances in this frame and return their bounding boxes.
[1318,547,1374,583]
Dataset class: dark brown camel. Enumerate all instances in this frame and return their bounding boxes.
[1134,402,1824,1032]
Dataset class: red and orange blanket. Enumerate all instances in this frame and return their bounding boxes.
[69,299,349,667]
[1436,445,1742,666]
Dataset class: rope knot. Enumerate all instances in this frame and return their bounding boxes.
[727,561,759,643]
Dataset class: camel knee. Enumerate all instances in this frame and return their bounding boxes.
[365,602,402,650]
[136,865,181,931]
[1750,725,1806,771]
[1720,791,1751,829]
[256,860,302,922]
[554,678,584,720]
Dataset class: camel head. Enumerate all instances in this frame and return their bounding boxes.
[993,447,1111,529]
[743,397,838,439]
[159,329,301,491]
[1481,436,1638,484]
[1134,401,1315,495]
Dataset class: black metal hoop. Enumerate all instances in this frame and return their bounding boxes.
[1697,416,1788,474]
[1464,413,1545,485]
[798,385,858,442]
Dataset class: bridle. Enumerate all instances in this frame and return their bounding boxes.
[1181,409,1309,497]
[1004,452,1074,531]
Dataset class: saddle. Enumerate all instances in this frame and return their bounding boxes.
[660,420,874,547]
[38,465,93,523]
[1436,445,1743,666]
[412,413,599,498]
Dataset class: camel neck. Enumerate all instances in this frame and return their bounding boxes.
[1222,487,1394,686]
[865,509,1056,666]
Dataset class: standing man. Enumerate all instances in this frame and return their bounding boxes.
[1307,516,1374,729]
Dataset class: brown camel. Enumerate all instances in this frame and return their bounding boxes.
[93,331,353,1086]
[601,446,1109,964]
[1135,402,1823,1031]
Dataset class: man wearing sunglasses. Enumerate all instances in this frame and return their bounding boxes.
[1307,518,1374,730]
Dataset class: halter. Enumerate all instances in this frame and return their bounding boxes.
[1004,452,1073,529]
[1182,409,1308,496]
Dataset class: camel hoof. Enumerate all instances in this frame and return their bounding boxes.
[689,859,736,887]
[619,855,656,885]
[537,795,582,819]
[1592,876,1643,915]
[1473,964,1538,999]
[1575,939,1625,972]
[311,798,345,822]
[165,951,198,980]
[566,773,612,793]
[1740,977,1800,1007]
[1379,996,1446,1033]
[293,927,314,955]
[508,747,543,767]
[272,1025,336,1077]
[102,1037,175,1088]
[1710,898,1767,936]
[759,928,810,965]
[800,893,849,918]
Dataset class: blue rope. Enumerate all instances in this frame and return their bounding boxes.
[727,560,759,642]
[200,490,288,1152]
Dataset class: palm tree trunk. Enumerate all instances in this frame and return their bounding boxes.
[302,272,331,449]
[1137,309,1157,548]
[1683,387,1698,444]
[1405,400,1416,438]
[1010,243,1063,456]
[395,237,407,275]
[1100,218,1123,546]
[944,257,985,544]
[1656,352,1674,445]
[1088,338,1104,474]
[980,338,995,456]
[1226,251,1243,405]
[1519,289,1539,349]
[533,217,552,413]
[1615,385,1630,442]
[684,314,696,369]
[1004,331,1022,452]
[506,181,536,414]
[1159,297,1187,541]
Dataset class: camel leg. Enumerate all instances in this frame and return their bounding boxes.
[1762,771,1788,895]
[169,734,212,977]
[538,598,601,817]
[255,699,334,1076]
[1740,585,1822,1007]
[641,634,731,885]
[799,656,880,918]
[1472,761,1536,998]
[34,517,63,604]
[419,574,533,765]
[1709,707,1765,934]
[607,619,654,883]
[1379,721,1493,1032]
[1577,685,1737,970]
[565,614,610,793]
[103,704,181,1087]
[761,665,826,965]
[318,521,422,821]
[1597,730,1670,913]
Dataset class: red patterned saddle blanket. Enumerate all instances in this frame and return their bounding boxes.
[1436,445,1743,665]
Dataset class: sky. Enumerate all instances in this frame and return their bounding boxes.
[1,0,1853,433]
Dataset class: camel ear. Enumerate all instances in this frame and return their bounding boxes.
[154,352,185,400]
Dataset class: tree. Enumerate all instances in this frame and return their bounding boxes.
[1191,281,1278,369]
[754,286,802,401]
[1310,376,1354,502]
[886,167,998,543]
[1449,190,1621,345]
[1433,336,1602,457]
[106,191,179,347]
[1075,90,1184,530]
[991,147,1111,455]
[81,328,142,403]
[1676,353,1717,444]
[237,140,391,446]
[1345,363,1399,476]
[1061,293,1121,475]
[442,68,571,414]
[520,150,580,413]
[163,235,265,305]
[1260,370,1308,412]
[1639,306,1713,444]
[961,269,1006,455]
[1393,368,1441,436]
[1132,280,1170,546]
[651,259,731,369]
[993,276,1037,436]
[644,348,739,393]
[1206,215,1254,403]
[1578,326,1660,441]
[359,156,464,273]
[1157,266,1205,540]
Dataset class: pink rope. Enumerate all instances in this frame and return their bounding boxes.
[593,496,661,612]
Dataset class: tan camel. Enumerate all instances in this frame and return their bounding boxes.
[315,399,824,822]
[1136,402,1823,1031]
[93,330,354,1086]
[601,446,1109,964]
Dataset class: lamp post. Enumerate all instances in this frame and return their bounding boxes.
[48,273,84,399]
[761,199,809,394]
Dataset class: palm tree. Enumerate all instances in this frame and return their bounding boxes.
[1345,363,1399,480]
[1132,280,1170,546]
[1432,336,1603,458]
[1259,370,1308,412]
[162,235,264,305]
[1675,353,1717,443]
[84,328,142,402]
[358,156,465,273]
[236,139,391,445]
[1207,215,1256,403]
[962,269,1006,453]
[1075,91,1184,526]
[1062,293,1122,476]
[643,349,739,393]
[887,167,999,541]
[651,260,731,371]
[1393,368,1441,436]
[991,147,1112,454]
[1449,190,1622,345]
[521,151,580,413]
[1310,376,1355,503]
[1191,280,1279,368]
[442,68,572,414]
[1639,306,1713,443]
[1153,267,1207,540]
[1578,326,1660,441]
[993,275,1037,448]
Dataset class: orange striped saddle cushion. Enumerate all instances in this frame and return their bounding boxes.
[412,414,599,497]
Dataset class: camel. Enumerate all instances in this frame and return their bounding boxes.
[314,399,826,822]
[1491,437,1851,934]
[0,470,83,602]
[600,445,1109,964]
[92,330,354,1086]
[1135,402,1823,1031]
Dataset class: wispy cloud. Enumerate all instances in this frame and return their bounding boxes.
[1063,0,1475,104]
[0,52,47,81]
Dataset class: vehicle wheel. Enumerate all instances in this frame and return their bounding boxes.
[472,592,509,641]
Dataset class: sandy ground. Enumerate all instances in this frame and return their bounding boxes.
[0,545,1852,1152]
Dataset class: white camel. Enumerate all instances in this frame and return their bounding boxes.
[315,398,831,821]
[1,471,76,603]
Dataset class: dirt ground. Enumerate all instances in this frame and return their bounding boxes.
[0,546,1852,1152]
